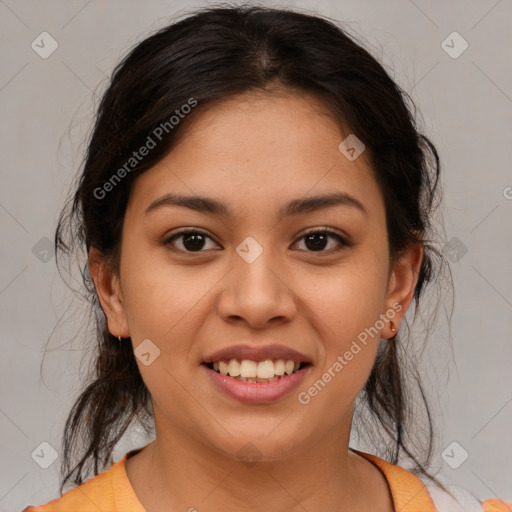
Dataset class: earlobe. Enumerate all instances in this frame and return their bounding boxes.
[88,246,130,338]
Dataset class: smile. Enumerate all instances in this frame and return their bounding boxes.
[206,359,310,382]
[202,360,311,404]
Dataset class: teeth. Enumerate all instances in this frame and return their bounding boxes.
[227,358,240,376]
[274,359,285,375]
[240,359,257,378]
[209,358,304,379]
[257,360,274,379]
[219,361,229,375]
[235,375,279,383]
[284,360,294,375]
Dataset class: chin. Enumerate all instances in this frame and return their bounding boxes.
[205,428,309,464]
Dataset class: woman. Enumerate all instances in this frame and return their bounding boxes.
[22,4,510,511]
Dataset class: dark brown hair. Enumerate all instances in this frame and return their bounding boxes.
[54,3,453,494]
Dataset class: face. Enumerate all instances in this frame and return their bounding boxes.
[90,89,422,463]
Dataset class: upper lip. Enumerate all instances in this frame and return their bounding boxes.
[203,344,312,364]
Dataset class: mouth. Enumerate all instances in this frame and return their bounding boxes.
[201,358,312,404]
[202,359,312,383]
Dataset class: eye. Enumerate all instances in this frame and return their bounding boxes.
[292,228,350,253]
[163,227,350,254]
[163,229,220,253]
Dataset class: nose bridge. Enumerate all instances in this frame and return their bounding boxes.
[234,237,283,297]
[218,236,296,325]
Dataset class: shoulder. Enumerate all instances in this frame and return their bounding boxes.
[20,451,145,512]
[425,482,511,512]
[482,500,512,512]
[20,463,118,512]
[354,449,511,512]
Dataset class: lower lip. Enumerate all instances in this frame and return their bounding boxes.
[202,364,310,404]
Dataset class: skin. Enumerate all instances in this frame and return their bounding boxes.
[89,89,423,512]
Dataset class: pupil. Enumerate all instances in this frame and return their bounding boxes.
[183,233,328,251]
[184,233,205,251]
[305,233,327,251]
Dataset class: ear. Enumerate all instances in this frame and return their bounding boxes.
[382,243,423,339]
[88,246,130,338]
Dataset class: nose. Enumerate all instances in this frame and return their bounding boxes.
[216,249,297,329]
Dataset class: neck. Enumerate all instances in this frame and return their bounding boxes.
[126,418,393,511]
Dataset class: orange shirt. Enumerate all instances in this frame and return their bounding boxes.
[22,447,511,511]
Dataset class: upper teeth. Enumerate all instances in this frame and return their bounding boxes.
[213,359,301,378]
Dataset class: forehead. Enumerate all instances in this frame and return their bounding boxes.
[126,90,384,222]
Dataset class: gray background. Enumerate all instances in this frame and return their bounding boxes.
[1,0,511,510]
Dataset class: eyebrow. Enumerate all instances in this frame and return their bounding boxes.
[144,191,368,220]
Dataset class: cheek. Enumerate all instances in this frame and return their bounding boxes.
[301,254,388,343]
[294,254,387,401]
[120,248,216,343]
[119,254,216,413]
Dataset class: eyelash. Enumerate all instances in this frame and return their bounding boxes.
[163,227,350,255]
